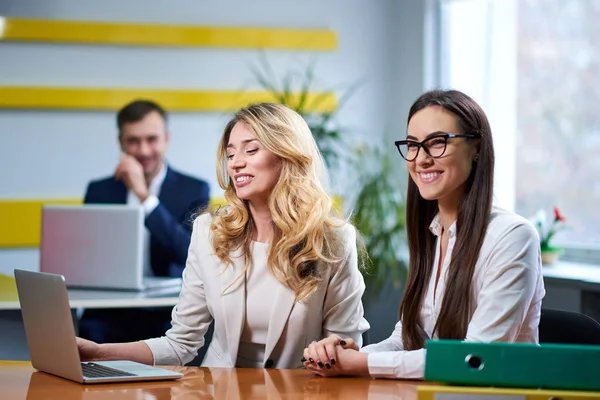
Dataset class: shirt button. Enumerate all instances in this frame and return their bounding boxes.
[265,359,274,368]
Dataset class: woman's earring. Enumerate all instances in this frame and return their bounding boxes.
[473,155,479,162]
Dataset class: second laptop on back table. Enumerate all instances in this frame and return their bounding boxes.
[40,204,181,291]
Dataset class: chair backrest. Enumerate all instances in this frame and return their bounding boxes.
[539,308,600,345]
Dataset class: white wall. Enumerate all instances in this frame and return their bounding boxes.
[0,0,429,274]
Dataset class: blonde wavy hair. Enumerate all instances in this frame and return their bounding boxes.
[210,102,346,301]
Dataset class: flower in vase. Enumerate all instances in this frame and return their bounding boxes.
[530,206,567,252]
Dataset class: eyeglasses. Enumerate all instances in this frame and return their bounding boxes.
[394,132,481,162]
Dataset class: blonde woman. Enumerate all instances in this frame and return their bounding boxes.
[77,103,370,368]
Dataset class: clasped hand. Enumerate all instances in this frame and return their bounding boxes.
[302,334,369,377]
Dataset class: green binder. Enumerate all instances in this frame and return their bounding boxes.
[424,340,600,391]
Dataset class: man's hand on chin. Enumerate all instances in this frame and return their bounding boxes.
[114,155,150,202]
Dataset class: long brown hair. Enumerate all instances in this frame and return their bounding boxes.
[399,90,495,350]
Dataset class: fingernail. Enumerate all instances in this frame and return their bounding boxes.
[309,358,314,363]
[325,363,331,369]
[340,340,347,346]
[301,357,306,363]
[317,361,324,368]
[330,358,336,365]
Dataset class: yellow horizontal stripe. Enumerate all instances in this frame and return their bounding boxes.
[0,360,32,367]
[0,87,337,113]
[0,196,342,247]
[0,17,337,50]
[0,198,227,248]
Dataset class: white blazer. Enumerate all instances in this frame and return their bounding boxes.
[145,214,370,368]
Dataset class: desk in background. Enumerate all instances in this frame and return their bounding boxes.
[542,261,600,323]
[1,361,422,400]
[0,273,180,310]
[0,274,180,361]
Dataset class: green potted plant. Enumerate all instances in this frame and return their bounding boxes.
[250,55,359,170]
[348,144,407,291]
[345,144,407,343]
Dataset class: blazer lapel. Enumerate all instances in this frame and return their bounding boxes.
[220,248,246,366]
[157,166,175,204]
[264,281,296,363]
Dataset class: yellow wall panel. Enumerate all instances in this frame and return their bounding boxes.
[0,199,82,248]
[1,17,337,50]
[0,274,17,300]
[0,87,337,112]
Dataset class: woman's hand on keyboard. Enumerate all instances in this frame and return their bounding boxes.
[77,337,155,365]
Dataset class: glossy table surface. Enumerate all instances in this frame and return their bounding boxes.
[1,361,423,399]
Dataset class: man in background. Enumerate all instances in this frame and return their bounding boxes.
[79,99,210,346]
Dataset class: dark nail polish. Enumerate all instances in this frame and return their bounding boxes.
[340,340,347,346]
[301,357,306,363]
[317,361,324,368]
[330,358,336,365]
[309,358,314,363]
[325,363,331,369]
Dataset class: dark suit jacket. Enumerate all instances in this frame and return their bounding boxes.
[84,166,210,277]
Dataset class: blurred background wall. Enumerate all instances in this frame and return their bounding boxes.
[0,0,428,275]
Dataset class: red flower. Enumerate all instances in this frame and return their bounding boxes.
[553,207,566,222]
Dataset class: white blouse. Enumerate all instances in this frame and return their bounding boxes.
[362,207,546,379]
[236,241,281,368]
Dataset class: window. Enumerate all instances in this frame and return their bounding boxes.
[437,0,600,261]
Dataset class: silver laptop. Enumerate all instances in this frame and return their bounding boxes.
[40,204,181,291]
[15,269,183,384]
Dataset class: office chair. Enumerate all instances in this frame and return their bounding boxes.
[538,308,600,345]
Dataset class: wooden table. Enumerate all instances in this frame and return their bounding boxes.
[1,361,423,399]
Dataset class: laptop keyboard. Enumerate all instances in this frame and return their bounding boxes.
[81,362,136,378]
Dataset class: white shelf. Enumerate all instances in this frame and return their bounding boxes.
[542,261,600,287]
